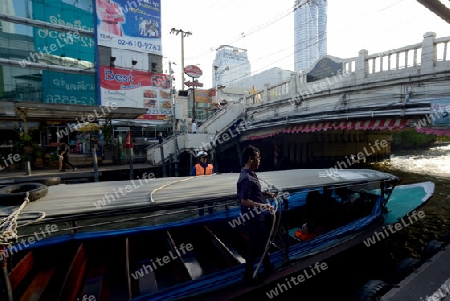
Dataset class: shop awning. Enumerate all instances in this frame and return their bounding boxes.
[7,102,148,122]
[247,131,281,141]
[77,123,100,131]
[283,118,408,134]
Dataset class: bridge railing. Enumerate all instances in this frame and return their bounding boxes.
[366,43,422,74]
[435,36,450,62]
[361,32,450,77]
[242,32,450,109]
[149,33,450,166]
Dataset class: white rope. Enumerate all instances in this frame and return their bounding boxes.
[149,173,219,203]
[0,194,30,245]
[252,196,280,279]
[149,176,196,203]
[0,194,46,246]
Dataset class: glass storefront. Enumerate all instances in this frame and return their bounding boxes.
[0,0,96,105]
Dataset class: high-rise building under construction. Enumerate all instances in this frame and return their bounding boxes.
[294,0,327,71]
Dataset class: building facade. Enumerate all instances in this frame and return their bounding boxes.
[0,0,168,165]
[231,67,292,91]
[212,45,251,88]
[294,0,328,72]
[0,0,97,144]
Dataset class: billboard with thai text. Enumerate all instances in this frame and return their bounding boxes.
[95,0,162,55]
[99,66,171,119]
[42,70,96,105]
[32,0,95,63]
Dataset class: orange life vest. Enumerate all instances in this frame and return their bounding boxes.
[195,164,213,176]
[294,229,317,241]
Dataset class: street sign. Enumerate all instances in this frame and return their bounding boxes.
[184,65,202,78]
[185,81,203,87]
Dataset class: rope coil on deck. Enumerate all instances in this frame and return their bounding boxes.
[0,193,46,246]
[0,193,30,245]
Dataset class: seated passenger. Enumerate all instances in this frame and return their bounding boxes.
[321,187,340,230]
[305,190,323,234]
[305,188,340,234]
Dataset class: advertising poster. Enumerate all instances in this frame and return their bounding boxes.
[32,0,95,62]
[99,66,171,119]
[42,71,96,105]
[195,89,213,103]
[431,98,450,126]
[95,0,162,55]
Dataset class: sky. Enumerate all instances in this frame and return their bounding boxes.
[162,0,450,89]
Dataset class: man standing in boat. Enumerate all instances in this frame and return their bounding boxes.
[237,145,276,284]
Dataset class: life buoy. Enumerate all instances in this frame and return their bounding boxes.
[385,257,422,284]
[421,239,442,260]
[354,279,391,300]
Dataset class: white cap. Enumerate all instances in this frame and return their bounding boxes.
[197,151,208,157]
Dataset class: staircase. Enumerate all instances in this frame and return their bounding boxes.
[146,103,245,166]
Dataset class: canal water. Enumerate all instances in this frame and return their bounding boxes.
[236,143,450,301]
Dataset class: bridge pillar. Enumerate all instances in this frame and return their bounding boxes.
[263,83,269,103]
[290,72,297,99]
[421,32,437,74]
[356,49,369,80]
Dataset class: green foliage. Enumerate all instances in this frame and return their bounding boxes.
[33,144,43,158]
[21,134,32,142]
[20,154,32,162]
[392,129,437,150]
[50,151,59,161]
[102,121,113,144]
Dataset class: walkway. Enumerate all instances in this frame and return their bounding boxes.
[0,162,156,185]
[381,242,450,301]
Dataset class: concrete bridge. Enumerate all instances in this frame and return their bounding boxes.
[147,32,450,175]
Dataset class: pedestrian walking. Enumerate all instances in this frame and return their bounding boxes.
[60,142,77,172]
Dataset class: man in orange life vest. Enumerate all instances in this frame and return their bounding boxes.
[190,151,214,176]
[191,150,214,216]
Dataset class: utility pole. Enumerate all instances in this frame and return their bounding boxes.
[214,66,218,104]
[192,77,196,123]
[170,28,192,90]
[169,60,176,133]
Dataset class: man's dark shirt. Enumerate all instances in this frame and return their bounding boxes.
[237,168,265,221]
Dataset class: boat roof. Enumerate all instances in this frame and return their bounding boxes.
[0,169,398,222]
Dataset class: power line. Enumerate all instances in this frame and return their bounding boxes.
[184,4,294,61]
